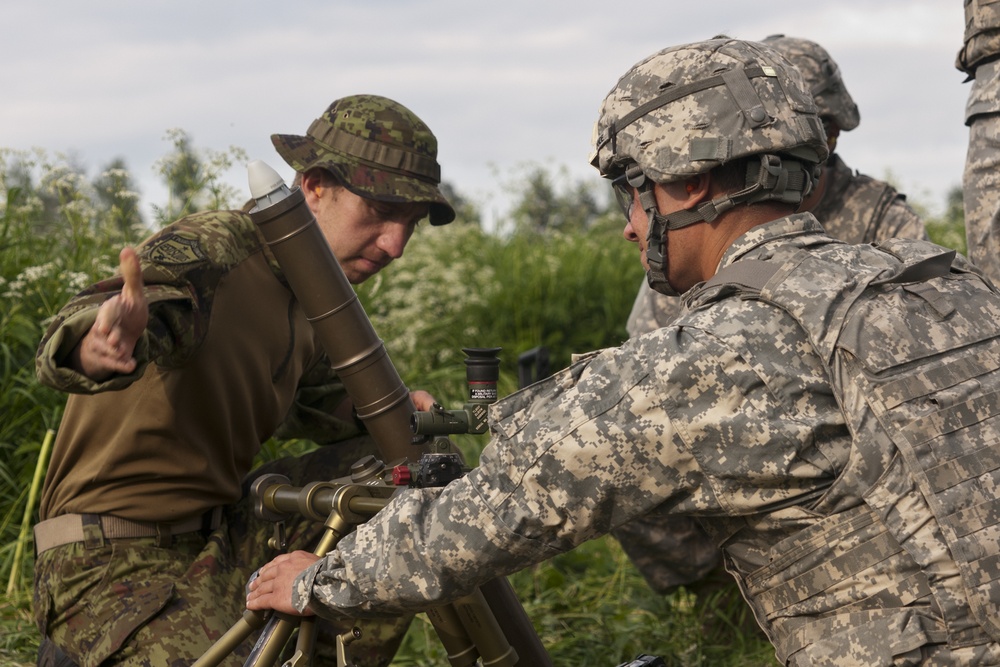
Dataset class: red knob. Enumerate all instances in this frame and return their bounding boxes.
[392,465,412,486]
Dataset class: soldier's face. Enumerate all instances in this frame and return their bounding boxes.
[313,187,428,284]
[621,186,652,270]
[622,181,689,271]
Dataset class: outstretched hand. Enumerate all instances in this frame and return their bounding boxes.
[71,247,149,381]
[245,550,321,616]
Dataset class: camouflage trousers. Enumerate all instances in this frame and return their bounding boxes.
[964,110,1000,288]
[33,438,412,667]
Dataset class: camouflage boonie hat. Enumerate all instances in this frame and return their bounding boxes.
[272,94,455,225]
[762,34,860,132]
[590,37,829,183]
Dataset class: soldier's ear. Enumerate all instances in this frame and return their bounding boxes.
[684,173,711,205]
[301,169,326,206]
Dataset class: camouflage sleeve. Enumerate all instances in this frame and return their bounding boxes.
[36,211,255,394]
[294,335,707,617]
[957,0,1000,76]
[292,300,841,617]
[35,297,149,393]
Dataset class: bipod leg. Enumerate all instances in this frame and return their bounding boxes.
[191,609,270,667]
[243,613,300,667]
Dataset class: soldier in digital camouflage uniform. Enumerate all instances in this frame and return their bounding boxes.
[248,38,1000,666]
[959,0,1000,286]
[619,34,930,596]
[32,94,455,667]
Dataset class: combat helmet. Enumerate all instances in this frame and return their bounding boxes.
[590,37,829,295]
[272,94,455,225]
[762,34,860,132]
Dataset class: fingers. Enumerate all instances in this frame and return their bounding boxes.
[244,552,319,615]
[245,566,270,610]
[69,246,151,380]
[91,299,137,364]
[101,246,148,362]
[410,389,438,412]
[119,246,144,306]
[92,295,117,337]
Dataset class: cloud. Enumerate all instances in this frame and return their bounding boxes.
[0,0,969,223]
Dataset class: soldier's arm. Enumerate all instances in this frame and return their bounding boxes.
[36,259,201,395]
[36,211,254,394]
[272,310,837,619]
[280,342,698,618]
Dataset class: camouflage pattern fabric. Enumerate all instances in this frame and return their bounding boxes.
[760,35,860,132]
[808,153,927,243]
[289,214,1000,664]
[271,94,455,225]
[589,38,828,184]
[691,229,1000,663]
[964,57,1000,287]
[608,510,720,593]
[961,1,1000,287]
[957,0,1000,76]
[34,439,410,667]
[626,153,927,375]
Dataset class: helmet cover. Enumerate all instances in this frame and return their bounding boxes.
[590,37,829,183]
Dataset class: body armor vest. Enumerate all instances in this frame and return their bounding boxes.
[689,237,1000,662]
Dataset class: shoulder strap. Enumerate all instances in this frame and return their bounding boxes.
[700,259,779,294]
[703,246,955,296]
[871,249,956,285]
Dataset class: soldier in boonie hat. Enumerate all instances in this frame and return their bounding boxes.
[31,93,454,667]
[272,94,455,225]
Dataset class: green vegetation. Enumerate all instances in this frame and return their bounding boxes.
[0,139,967,667]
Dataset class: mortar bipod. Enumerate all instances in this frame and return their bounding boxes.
[193,462,528,667]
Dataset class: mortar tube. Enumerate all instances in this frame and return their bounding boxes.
[247,164,427,464]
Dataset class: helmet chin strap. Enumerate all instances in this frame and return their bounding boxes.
[637,180,707,298]
[637,153,818,297]
[637,184,678,297]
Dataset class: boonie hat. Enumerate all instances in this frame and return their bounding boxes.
[272,94,455,225]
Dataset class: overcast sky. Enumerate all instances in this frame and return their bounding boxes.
[1,1,968,226]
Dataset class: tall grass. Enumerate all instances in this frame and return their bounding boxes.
[0,144,967,666]
[0,149,133,664]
